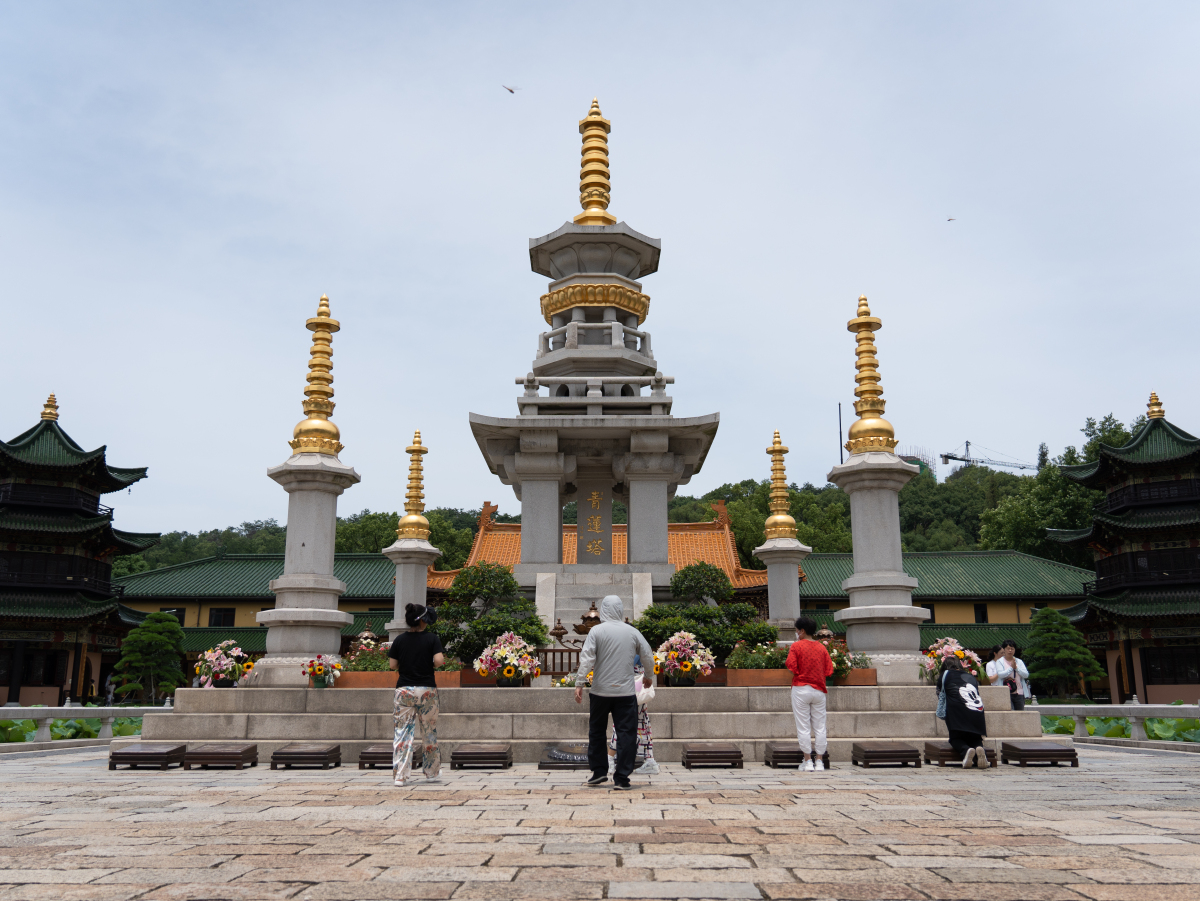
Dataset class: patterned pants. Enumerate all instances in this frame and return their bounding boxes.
[609,705,653,759]
[393,686,440,783]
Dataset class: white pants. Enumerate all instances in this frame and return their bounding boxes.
[791,685,827,756]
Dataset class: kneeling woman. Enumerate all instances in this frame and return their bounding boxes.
[941,656,989,769]
[388,603,444,786]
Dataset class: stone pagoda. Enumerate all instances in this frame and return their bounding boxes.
[1050,393,1200,703]
[829,296,929,683]
[753,431,811,626]
[253,296,361,686]
[382,430,442,641]
[468,99,720,625]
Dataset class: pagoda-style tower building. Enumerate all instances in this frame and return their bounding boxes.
[1051,392,1200,704]
[0,395,159,705]
[469,100,720,624]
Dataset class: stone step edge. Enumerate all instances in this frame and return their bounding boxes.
[114,735,1071,764]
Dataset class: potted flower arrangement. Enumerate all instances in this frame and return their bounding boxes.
[552,670,591,688]
[300,655,342,688]
[920,637,986,684]
[826,639,876,686]
[335,637,394,688]
[655,631,715,687]
[472,632,542,687]
[725,640,791,686]
[195,640,253,688]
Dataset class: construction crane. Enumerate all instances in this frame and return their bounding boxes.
[940,441,1037,471]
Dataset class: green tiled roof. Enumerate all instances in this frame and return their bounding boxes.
[769,611,1036,650]
[0,590,122,622]
[119,550,1089,601]
[117,554,402,599]
[0,420,148,493]
[0,508,160,554]
[799,551,1090,599]
[1061,418,1200,487]
[1047,505,1200,545]
[180,627,267,654]
[1066,588,1200,622]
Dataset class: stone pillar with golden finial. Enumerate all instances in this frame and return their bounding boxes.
[753,431,812,627]
[827,295,928,684]
[383,430,443,641]
[254,295,361,687]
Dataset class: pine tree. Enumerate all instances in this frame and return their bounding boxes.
[1037,442,1049,471]
[113,611,187,701]
[1024,607,1106,698]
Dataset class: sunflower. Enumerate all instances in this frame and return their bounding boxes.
[477,668,488,677]
[503,665,516,678]
[334,663,342,670]
[680,660,693,673]
[654,664,661,674]
[315,665,324,675]
[243,661,254,671]
[534,668,542,678]
[194,665,200,674]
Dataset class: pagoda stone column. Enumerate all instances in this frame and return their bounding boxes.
[510,431,575,565]
[254,296,360,686]
[830,296,927,684]
[616,432,682,566]
[384,431,442,641]
[753,432,811,627]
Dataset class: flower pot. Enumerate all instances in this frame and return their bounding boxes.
[307,678,329,689]
[459,669,497,687]
[832,668,877,687]
[666,674,697,687]
[434,671,461,688]
[496,675,524,687]
[335,672,396,689]
[212,679,237,688]
[727,669,792,687]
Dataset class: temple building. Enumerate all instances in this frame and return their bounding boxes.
[0,395,159,705]
[1051,392,1200,703]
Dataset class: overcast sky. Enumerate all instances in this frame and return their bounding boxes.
[3,3,1197,534]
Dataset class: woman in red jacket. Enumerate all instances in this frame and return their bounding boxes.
[786,616,835,772]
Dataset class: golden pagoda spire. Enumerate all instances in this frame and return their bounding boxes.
[763,431,798,540]
[396,430,431,540]
[1147,391,1165,419]
[40,393,59,421]
[288,295,343,456]
[573,98,617,226]
[845,295,898,455]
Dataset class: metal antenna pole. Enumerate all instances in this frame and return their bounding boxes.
[838,403,843,464]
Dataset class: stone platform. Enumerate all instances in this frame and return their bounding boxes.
[119,685,1061,764]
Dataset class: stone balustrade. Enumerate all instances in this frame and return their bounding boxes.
[1038,703,1200,741]
[538,320,652,356]
[1,706,167,742]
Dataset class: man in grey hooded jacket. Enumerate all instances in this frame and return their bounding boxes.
[575,595,655,789]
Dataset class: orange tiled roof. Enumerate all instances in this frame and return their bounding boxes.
[427,511,789,591]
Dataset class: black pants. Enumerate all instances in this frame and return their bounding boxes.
[948,728,984,757]
[588,693,638,785]
[1010,694,1026,711]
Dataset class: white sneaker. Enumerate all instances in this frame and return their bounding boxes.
[424,774,442,783]
[393,780,406,787]
[633,759,660,776]
[803,758,815,772]
[962,748,976,768]
[975,746,988,769]
[813,757,825,772]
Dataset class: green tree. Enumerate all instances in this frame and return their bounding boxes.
[335,510,400,554]
[1024,607,1106,697]
[426,510,474,570]
[899,466,1022,551]
[670,562,734,605]
[1037,443,1050,471]
[435,563,548,664]
[112,612,187,701]
[978,465,1096,567]
[632,602,776,659]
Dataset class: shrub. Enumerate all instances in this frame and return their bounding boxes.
[726,641,788,669]
[670,562,734,605]
[633,602,776,660]
[434,563,548,663]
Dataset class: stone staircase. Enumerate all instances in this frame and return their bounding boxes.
[124,684,1061,764]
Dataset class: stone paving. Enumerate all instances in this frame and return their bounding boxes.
[1,745,1199,901]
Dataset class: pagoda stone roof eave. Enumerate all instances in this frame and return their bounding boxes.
[1060,418,1200,488]
[528,221,661,280]
[467,411,721,437]
[0,420,148,494]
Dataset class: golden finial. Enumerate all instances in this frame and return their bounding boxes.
[1147,391,1165,419]
[763,431,798,540]
[845,295,898,455]
[396,430,431,540]
[40,393,59,422]
[288,295,344,456]
[573,98,617,226]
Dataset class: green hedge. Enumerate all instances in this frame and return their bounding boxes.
[0,717,143,743]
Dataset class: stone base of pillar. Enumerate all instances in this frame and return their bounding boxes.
[254,599,353,687]
[836,600,929,685]
[382,538,442,642]
[753,537,812,624]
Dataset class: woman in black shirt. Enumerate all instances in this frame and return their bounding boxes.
[387,603,445,786]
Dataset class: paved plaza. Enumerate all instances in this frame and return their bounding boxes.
[1,746,1199,901]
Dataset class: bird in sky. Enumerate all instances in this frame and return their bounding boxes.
[947,218,956,221]
[502,85,520,93]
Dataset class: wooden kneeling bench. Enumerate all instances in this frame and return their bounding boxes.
[184,743,258,770]
[851,741,921,768]
[1001,741,1079,767]
[109,743,187,771]
[764,741,831,769]
[270,743,342,770]
[681,742,743,769]
[924,741,996,768]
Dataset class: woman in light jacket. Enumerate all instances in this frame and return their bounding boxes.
[992,639,1030,710]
